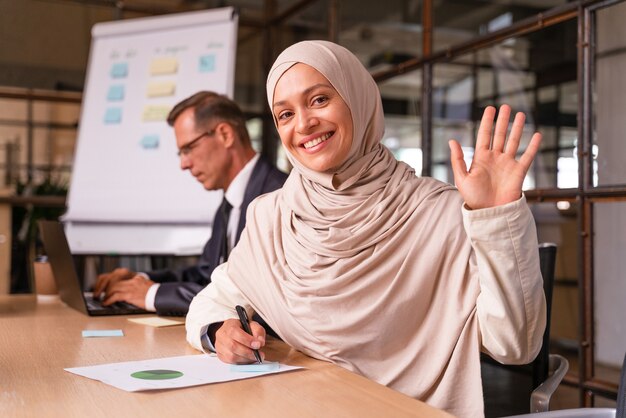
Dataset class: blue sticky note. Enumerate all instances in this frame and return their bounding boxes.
[110,62,128,78]
[104,107,122,124]
[230,362,279,373]
[198,55,216,73]
[82,329,124,338]
[107,85,125,101]
[140,135,159,149]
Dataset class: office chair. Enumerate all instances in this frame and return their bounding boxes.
[482,243,568,416]
[508,351,625,418]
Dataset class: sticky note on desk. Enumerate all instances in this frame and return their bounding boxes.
[128,317,184,327]
[82,329,124,338]
[230,362,280,373]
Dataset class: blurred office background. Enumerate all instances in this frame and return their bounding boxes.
[0,0,625,412]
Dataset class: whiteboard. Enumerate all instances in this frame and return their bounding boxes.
[64,7,238,254]
[65,222,211,256]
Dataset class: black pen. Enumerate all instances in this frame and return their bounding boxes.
[235,305,263,364]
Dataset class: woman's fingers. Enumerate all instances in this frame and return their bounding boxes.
[491,104,511,152]
[250,321,267,345]
[448,139,468,184]
[476,106,496,151]
[215,319,265,364]
[518,132,543,171]
[453,104,541,178]
[504,112,526,156]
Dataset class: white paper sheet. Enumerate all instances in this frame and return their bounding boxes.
[65,354,303,392]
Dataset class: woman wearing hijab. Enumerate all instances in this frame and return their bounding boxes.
[186,40,545,418]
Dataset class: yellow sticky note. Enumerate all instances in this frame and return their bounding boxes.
[146,81,176,98]
[150,57,178,75]
[142,105,172,122]
[128,317,184,327]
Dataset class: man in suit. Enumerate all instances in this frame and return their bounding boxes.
[94,91,288,316]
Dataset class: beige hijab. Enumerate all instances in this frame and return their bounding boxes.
[227,41,480,416]
[262,40,454,255]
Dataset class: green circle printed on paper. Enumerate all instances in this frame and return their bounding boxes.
[130,369,184,380]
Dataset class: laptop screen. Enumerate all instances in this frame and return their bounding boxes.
[38,220,90,315]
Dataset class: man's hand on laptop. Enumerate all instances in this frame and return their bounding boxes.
[94,268,134,297]
[94,268,154,308]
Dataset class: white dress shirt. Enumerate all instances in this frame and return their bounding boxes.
[143,154,260,312]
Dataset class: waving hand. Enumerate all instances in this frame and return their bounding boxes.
[448,105,542,210]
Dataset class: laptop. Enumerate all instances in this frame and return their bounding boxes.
[38,220,148,316]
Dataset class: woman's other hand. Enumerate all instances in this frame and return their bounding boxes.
[448,104,542,210]
[213,318,266,364]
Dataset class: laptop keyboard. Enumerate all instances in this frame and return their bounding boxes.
[86,295,143,314]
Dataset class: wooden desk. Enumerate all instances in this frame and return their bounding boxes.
[0,295,451,417]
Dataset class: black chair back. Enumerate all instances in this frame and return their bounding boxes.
[533,243,558,388]
[618,352,626,418]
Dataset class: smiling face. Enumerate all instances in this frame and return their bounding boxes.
[272,63,354,173]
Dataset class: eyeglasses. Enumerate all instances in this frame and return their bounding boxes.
[177,129,216,157]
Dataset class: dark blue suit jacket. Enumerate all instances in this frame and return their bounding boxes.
[148,157,288,316]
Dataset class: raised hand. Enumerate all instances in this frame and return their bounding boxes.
[448,104,542,210]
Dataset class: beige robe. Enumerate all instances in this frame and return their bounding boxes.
[186,185,546,418]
